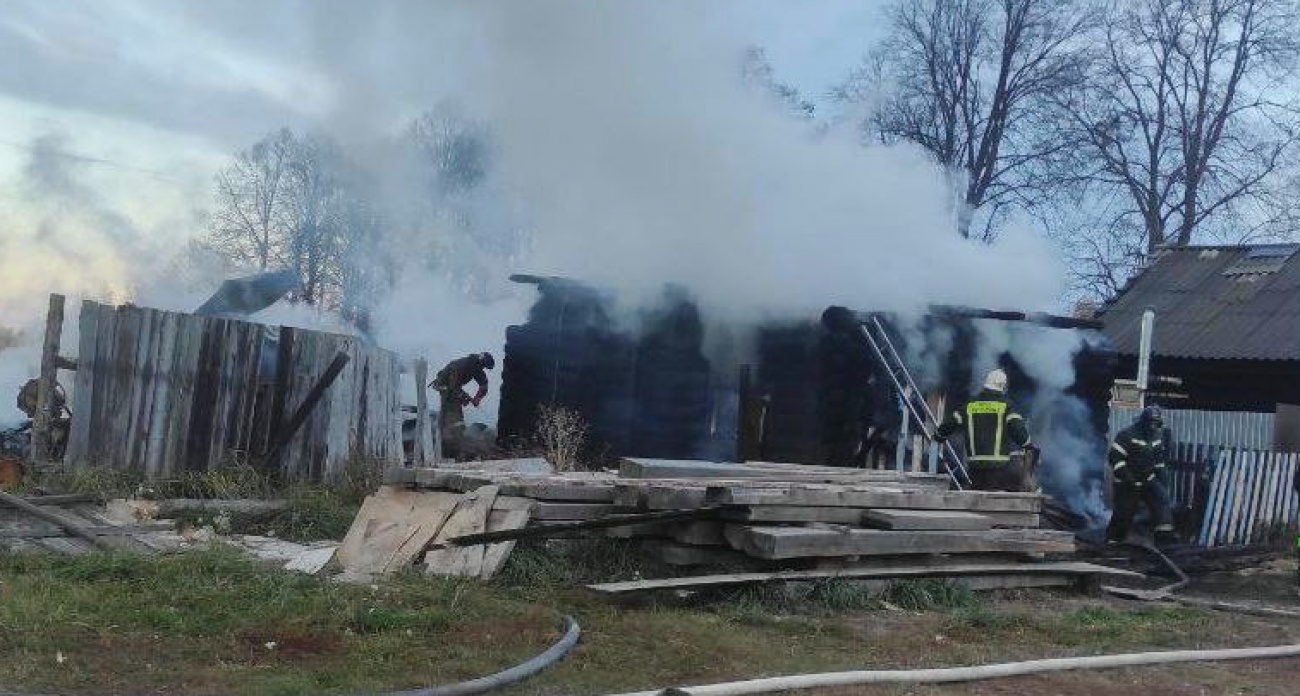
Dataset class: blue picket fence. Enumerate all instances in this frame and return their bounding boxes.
[1195,450,1299,547]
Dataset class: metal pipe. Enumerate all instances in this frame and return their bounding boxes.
[1137,309,1155,394]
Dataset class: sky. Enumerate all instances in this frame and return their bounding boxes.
[0,1,884,193]
[0,0,888,316]
[0,0,897,424]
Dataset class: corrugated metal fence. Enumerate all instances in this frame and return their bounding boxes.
[65,301,403,481]
[1109,406,1275,450]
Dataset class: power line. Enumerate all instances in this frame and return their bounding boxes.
[0,138,197,186]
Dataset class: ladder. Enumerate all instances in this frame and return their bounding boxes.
[857,314,971,489]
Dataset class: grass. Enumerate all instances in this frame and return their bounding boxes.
[1,541,1296,696]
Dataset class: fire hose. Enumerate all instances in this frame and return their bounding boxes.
[377,614,580,696]
[602,544,1300,696]
[602,644,1300,696]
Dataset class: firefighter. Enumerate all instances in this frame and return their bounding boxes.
[1106,405,1175,544]
[430,352,495,457]
[935,369,1033,492]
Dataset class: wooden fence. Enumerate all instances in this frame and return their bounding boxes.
[1195,450,1299,547]
[64,301,403,481]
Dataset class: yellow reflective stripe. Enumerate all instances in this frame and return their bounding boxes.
[1006,413,1024,422]
[1146,473,1157,481]
[966,401,1007,459]
[952,411,963,423]
[1151,440,1162,447]
[1155,523,1174,532]
[994,413,1003,458]
[1112,461,1128,472]
[1111,442,1127,455]
[1131,438,1148,446]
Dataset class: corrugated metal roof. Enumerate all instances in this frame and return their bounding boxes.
[1098,244,1300,361]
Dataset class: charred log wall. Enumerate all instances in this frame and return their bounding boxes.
[498,281,712,460]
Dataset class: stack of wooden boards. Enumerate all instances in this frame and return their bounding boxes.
[0,493,176,555]
[379,458,1138,592]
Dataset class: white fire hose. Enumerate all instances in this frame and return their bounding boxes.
[604,644,1300,696]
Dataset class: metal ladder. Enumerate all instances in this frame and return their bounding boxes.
[857,314,971,489]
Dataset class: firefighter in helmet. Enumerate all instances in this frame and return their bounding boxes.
[430,352,495,457]
[935,369,1034,492]
[1106,404,1176,544]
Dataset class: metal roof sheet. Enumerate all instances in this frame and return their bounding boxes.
[1098,245,1300,361]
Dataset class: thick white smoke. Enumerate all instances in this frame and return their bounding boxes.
[456,2,1065,320]
[0,1,1082,455]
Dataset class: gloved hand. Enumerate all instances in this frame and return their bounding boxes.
[470,394,484,408]
[458,393,472,406]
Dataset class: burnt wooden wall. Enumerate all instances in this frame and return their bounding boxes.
[65,301,402,481]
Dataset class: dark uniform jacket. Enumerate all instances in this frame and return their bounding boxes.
[1108,424,1169,486]
[936,389,1030,466]
[433,355,488,394]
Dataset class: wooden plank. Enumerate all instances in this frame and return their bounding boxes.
[722,505,864,525]
[533,503,625,521]
[479,496,534,580]
[585,560,1139,594]
[413,359,433,466]
[436,507,724,547]
[66,301,99,467]
[1197,451,1229,546]
[0,522,173,539]
[708,484,1041,514]
[30,293,65,464]
[424,485,500,577]
[724,525,1075,560]
[723,505,1039,528]
[862,509,994,531]
[380,492,464,575]
[619,458,943,483]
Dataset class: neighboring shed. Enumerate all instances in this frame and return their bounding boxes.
[1098,244,1300,411]
[63,300,404,481]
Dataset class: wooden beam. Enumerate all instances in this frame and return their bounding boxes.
[724,525,1075,560]
[862,509,994,531]
[585,561,1141,594]
[708,484,1041,513]
[413,359,434,466]
[532,502,625,521]
[0,522,173,539]
[430,507,724,548]
[0,489,115,550]
[261,351,350,469]
[30,293,65,464]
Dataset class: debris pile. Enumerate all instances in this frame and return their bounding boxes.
[343,458,1136,592]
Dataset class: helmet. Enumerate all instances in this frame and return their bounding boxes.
[982,369,1008,393]
[479,352,495,370]
[1139,404,1163,429]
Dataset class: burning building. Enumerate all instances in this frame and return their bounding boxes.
[496,275,1117,512]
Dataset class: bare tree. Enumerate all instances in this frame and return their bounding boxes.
[206,129,370,311]
[836,0,1092,240]
[208,128,295,270]
[1061,0,1300,263]
[742,46,815,119]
